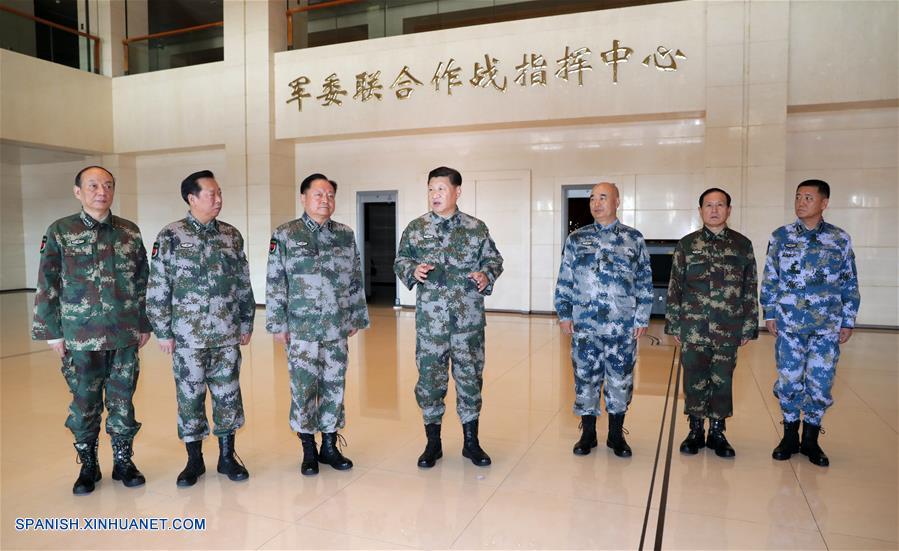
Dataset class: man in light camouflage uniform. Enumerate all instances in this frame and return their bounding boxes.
[394,166,504,468]
[147,170,254,486]
[554,182,653,458]
[665,188,758,458]
[267,173,369,476]
[32,166,151,495]
[762,179,860,467]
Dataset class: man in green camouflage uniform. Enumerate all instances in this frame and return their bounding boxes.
[147,170,255,487]
[394,166,504,468]
[32,166,151,495]
[266,174,369,476]
[665,188,758,458]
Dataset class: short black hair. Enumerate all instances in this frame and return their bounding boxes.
[181,170,215,204]
[699,187,732,207]
[75,166,115,188]
[300,173,335,194]
[797,179,830,199]
[428,166,462,187]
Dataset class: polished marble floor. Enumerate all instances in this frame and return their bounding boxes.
[1,292,896,549]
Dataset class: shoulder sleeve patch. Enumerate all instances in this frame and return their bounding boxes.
[151,241,159,258]
[40,235,48,253]
[269,239,277,254]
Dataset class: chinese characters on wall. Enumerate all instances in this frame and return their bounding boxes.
[286,42,687,111]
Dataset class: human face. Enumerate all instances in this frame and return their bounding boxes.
[301,178,336,224]
[795,185,828,227]
[589,182,620,225]
[188,178,222,224]
[699,191,731,232]
[73,167,115,219]
[428,176,461,217]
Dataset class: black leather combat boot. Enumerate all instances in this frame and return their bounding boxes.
[772,419,801,460]
[800,422,830,467]
[606,413,633,457]
[573,415,598,455]
[176,440,205,487]
[462,419,491,466]
[217,433,249,481]
[319,432,353,470]
[111,437,146,487]
[679,415,705,455]
[72,439,101,495]
[417,423,443,468]
[706,418,736,457]
[298,433,319,476]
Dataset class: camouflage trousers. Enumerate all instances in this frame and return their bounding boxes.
[571,334,636,416]
[774,331,840,426]
[680,343,737,419]
[415,329,485,425]
[287,338,348,433]
[172,345,244,443]
[61,346,141,443]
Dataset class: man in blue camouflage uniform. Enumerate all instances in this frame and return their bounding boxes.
[394,166,504,468]
[32,166,151,494]
[267,174,369,476]
[665,188,758,458]
[554,182,653,458]
[762,179,860,467]
[147,170,255,486]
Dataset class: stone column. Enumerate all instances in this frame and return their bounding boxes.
[223,0,296,302]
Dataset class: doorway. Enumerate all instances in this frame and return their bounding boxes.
[356,191,398,306]
[561,185,596,243]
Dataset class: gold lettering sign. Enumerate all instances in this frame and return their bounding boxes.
[286,43,687,110]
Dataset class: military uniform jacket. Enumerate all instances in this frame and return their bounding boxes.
[266,214,369,341]
[146,213,255,349]
[664,226,759,347]
[394,210,504,334]
[554,220,653,337]
[32,210,151,351]
[760,219,860,335]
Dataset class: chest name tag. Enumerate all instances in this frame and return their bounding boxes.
[692,250,703,254]
[179,243,195,249]
[71,239,86,245]
[784,243,798,249]
[297,241,308,246]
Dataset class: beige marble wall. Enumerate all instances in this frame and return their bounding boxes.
[0,157,26,290]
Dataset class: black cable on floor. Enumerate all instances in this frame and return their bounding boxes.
[638,345,679,550]
[653,346,683,550]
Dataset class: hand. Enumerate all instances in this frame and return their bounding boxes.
[138,333,151,349]
[633,326,648,338]
[49,340,67,358]
[467,271,489,292]
[559,320,574,335]
[673,335,681,345]
[740,338,750,346]
[414,263,435,283]
[348,328,359,337]
[765,319,777,337]
[240,333,252,346]
[839,327,853,344]
[158,338,175,355]
[273,332,290,345]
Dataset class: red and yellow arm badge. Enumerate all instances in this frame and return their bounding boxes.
[151,242,159,258]
[39,235,47,253]
[269,239,277,254]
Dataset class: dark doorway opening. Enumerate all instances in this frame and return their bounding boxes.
[566,196,594,236]
[362,201,396,306]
